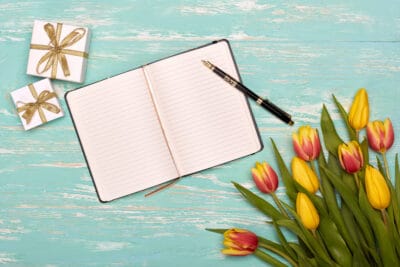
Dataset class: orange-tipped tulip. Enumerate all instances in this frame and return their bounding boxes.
[292,126,321,161]
[291,157,319,193]
[365,165,390,210]
[296,193,320,230]
[338,141,364,174]
[251,162,279,194]
[221,228,258,256]
[348,88,369,130]
[367,118,395,153]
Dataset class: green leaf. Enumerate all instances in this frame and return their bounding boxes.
[360,138,369,168]
[319,216,352,267]
[271,138,297,203]
[320,105,344,157]
[332,94,357,141]
[358,187,397,266]
[327,152,342,176]
[254,249,287,267]
[289,243,318,267]
[276,219,309,248]
[272,221,298,261]
[281,203,334,265]
[233,182,285,221]
[352,250,372,267]
[206,228,226,234]
[340,203,372,259]
[320,166,375,248]
[377,156,400,238]
[318,156,357,253]
[258,236,300,267]
[396,154,400,209]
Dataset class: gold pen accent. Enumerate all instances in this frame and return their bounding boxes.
[201,60,215,70]
[256,98,263,105]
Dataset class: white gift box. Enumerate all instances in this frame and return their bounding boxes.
[27,20,91,83]
[11,79,64,130]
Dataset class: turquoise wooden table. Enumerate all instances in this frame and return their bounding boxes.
[1,1,399,266]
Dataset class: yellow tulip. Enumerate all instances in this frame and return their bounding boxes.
[291,157,319,193]
[365,165,390,210]
[348,88,369,130]
[296,192,320,230]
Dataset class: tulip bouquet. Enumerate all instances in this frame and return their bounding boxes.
[207,89,399,266]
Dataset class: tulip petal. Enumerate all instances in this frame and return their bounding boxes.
[221,248,252,256]
[293,134,310,161]
[383,118,394,151]
[367,122,382,152]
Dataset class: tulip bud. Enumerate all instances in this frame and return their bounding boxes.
[292,126,321,161]
[367,118,395,153]
[348,88,369,130]
[291,157,319,193]
[365,165,390,210]
[338,141,364,174]
[221,228,258,256]
[296,193,320,230]
[251,162,279,194]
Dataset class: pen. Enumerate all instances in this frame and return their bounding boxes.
[202,60,294,126]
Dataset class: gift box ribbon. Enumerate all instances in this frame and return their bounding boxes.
[17,84,61,125]
[30,23,88,79]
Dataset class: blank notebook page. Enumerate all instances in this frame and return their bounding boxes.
[147,41,262,175]
[66,69,178,201]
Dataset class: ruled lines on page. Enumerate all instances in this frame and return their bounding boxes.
[66,69,178,201]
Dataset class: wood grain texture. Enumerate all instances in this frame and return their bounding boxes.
[0,0,399,266]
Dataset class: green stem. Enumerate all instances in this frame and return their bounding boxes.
[381,209,388,226]
[382,152,391,182]
[353,172,360,189]
[311,229,317,238]
[271,192,289,218]
[255,246,297,267]
[356,130,359,142]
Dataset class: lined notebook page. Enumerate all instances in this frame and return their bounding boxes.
[66,69,178,201]
[147,41,262,175]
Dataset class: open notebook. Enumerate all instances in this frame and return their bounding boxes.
[65,40,263,202]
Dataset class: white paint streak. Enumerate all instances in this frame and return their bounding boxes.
[94,241,129,252]
[98,31,282,42]
[0,253,17,263]
[179,0,273,15]
[29,162,86,168]
[0,148,14,154]
[62,193,97,201]
[0,109,13,116]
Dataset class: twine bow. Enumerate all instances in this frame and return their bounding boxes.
[30,23,88,79]
[17,84,61,125]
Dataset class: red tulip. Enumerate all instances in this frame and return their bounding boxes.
[292,126,321,161]
[367,118,394,153]
[222,228,258,256]
[338,141,364,174]
[251,162,279,194]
